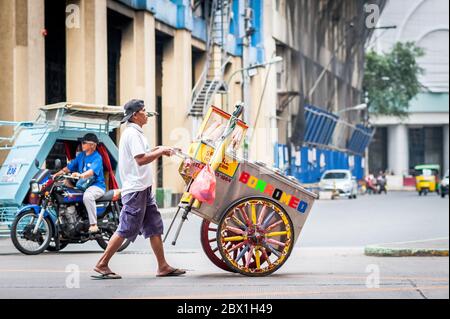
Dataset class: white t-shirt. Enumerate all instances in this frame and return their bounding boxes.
[119,122,153,196]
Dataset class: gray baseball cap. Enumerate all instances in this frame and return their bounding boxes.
[121,99,159,123]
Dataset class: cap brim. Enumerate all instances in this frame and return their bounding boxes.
[121,114,133,124]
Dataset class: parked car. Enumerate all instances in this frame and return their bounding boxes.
[319,170,358,199]
[440,170,449,198]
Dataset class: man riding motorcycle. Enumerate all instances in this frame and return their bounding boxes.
[53,133,106,234]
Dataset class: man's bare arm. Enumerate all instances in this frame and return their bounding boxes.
[135,147,174,166]
[54,167,70,177]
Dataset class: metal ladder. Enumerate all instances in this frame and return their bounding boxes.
[189,0,231,117]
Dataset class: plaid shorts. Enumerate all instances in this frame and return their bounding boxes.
[116,187,164,242]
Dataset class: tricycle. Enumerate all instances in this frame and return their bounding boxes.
[0,103,130,253]
[414,164,441,196]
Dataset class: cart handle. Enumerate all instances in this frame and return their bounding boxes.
[173,149,192,160]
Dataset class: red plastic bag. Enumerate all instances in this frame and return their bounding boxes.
[190,164,216,205]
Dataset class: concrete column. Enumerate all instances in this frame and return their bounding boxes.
[247,0,278,166]
[162,30,192,194]
[444,125,449,173]
[244,0,278,166]
[247,67,277,166]
[66,0,108,104]
[0,0,45,123]
[388,124,409,176]
[27,0,46,118]
[0,0,15,165]
[0,0,15,123]
[119,11,157,178]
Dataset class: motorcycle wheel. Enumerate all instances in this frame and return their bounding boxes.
[11,210,53,255]
[96,207,131,252]
[96,235,131,252]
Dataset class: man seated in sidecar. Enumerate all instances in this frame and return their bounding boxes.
[53,133,106,234]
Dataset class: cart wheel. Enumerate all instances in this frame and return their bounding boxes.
[217,197,294,277]
[200,219,235,273]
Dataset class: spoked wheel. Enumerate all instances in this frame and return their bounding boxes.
[217,197,294,277]
[10,210,53,255]
[200,219,235,272]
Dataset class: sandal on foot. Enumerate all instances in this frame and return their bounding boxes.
[91,272,122,280]
[156,269,186,277]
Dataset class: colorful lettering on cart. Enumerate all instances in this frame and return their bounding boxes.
[239,171,309,214]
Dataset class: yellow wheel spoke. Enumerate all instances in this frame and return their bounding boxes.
[223,236,245,242]
[255,248,261,269]
[266,231,289,238]
[251,203,257,225]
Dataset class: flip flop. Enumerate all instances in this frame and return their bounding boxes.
[91,272,122,280]
[156,269,186,277]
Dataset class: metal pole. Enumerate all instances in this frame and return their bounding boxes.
[242,0,252,160]
[163,205,182,243]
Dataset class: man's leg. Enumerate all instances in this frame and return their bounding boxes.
[149,235,177,275]
[143,188,185,276]
[94,233,125,275]
[83,186,105,232]
[94,191,144,276]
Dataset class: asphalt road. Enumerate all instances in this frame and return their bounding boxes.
[0,191,448,299]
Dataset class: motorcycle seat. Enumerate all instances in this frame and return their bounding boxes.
[96,189,121,202]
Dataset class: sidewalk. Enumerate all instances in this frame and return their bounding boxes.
[0,224,10,238]
[365,238,449,257]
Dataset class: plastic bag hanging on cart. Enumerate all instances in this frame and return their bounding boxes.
[189,164,216,205]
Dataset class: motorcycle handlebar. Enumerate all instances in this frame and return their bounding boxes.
[54,174,80,180]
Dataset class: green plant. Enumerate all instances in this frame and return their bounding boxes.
[364,42,425,117]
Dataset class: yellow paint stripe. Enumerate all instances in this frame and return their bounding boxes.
[127,285,449,300]
[0,269,447,285]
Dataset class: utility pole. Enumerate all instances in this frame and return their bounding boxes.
[242,0,252,159]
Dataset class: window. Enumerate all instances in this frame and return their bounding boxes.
[409,127,443,170]
[323,172,348,180]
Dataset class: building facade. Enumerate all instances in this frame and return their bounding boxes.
[267,0,384,184]
[0,0,381,201]
[368,0,449,178]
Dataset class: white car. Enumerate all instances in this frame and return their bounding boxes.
[319,170,358,199]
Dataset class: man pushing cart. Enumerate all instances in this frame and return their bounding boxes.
[165,103,318,277]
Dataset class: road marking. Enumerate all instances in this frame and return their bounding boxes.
[0,269,447,283]
[126,285,449,299]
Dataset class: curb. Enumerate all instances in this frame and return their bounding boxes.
[364,245,449,257]
[0,230,10,238]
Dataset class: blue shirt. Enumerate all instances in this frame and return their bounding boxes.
[67,151,106,191]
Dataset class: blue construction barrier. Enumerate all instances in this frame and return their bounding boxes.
[274,143,365,184]
[304,105,339,146]
[347,124,374,155]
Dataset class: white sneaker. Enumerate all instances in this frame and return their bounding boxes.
[89,225,99,234]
